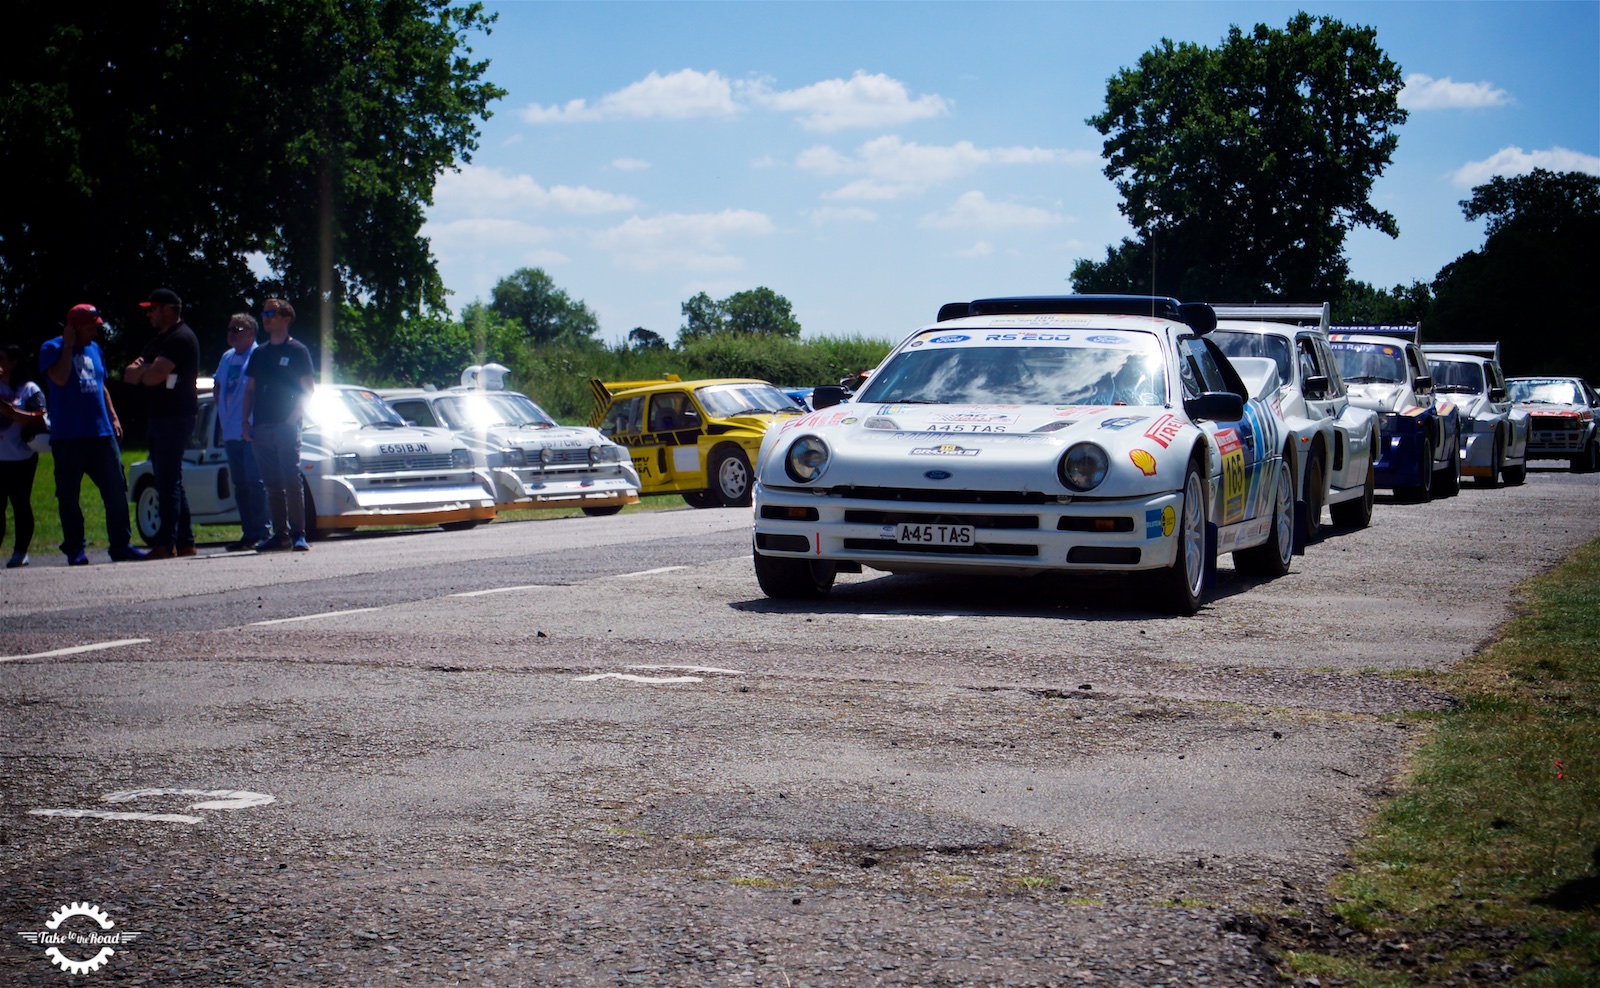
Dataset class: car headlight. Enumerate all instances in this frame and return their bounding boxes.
[538,447,554,467]
[331,452,361,474]
[785,435,830,483]
[1058,442,1109,492]
[587,445,604,465]
[499,447,526,467]
[451,448,473,468]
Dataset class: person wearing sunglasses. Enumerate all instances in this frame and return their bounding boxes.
[241,299,315,552]
[214,313,272,551]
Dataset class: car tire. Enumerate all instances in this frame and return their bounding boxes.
[753,544,836,599]
[1477,431,1503,487]
[301,479,324,541]
[1571,438,1600,474]
[1400,437,1434,503]
[1330,455,1376,529]
[581,505,625,517]
[682,490,721,509]
[1435,431,1461,497]
[709,444,753,507]
[1295,452,1324,553]
[1147,455,1209,616]
[1502,462,1527,486]
[440,520,481,531]
[1234,454,1294,578]
[134,480,161,546]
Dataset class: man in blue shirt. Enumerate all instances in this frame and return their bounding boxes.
[38,304,148,565]
[214,313,271,550]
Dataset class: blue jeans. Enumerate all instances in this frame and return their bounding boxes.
[224,439,271,542]
[253,422,305,539]
[50,436,134,554]
[146,415,196,547]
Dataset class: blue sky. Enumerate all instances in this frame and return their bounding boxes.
[422,1,1600,345]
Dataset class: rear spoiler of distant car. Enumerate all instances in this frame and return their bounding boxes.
[588,375,683,427]
[1329,324,1419,342]
[1422,342,1501,362]
[936,295,1218,335]
[1211,302,1329,334]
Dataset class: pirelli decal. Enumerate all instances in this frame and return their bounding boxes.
[1143,414,1182,448]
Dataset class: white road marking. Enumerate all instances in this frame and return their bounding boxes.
[0,638,151,663]
[448,584,550,597]
[607,566,688,579]
[627,664,743,675]
[30,787,275,826]
[249,608,380,626]
[29,808,204,824]
[857,614,961,622]
[574,673,703,685]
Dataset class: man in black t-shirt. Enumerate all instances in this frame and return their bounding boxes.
[125,288,201,557]
[242,298,316,551]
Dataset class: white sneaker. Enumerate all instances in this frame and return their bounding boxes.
[5,552,28,569]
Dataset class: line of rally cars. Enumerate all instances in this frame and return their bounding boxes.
[130,296,1597,615]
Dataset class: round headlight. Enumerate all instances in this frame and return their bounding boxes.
[785,435,830,483]
[538,447,554,466]
[501,447,526,467]
[587,445,602,464]
[1058,442,1109,492]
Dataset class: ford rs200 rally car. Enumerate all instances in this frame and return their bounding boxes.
[1329,327,1462,502]
[1420,344,1529,486]
[1210,303,1380,545]
[751,295,1300,615]
[591,376,805,507]
[1506,376,1600,472]
[380,365,641,516]
[129,384,497,543]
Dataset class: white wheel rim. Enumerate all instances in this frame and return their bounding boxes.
[137,489,161,540]
[1274,461,1293,565]
[1181,471,1204,596]
[720,458,748,498]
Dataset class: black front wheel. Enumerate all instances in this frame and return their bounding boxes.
[581,505,625,517]
[753,547,836,599]
[1572,438,1600,474]
[709,445,753,507]
[1399,437,1434,503]
[134,481,162,546]
[1234,456,1294,578]
[1330,456,1376,529]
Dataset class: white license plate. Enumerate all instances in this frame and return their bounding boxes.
[896,523,975,546]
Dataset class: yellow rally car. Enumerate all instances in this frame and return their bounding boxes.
[589,376,805,507]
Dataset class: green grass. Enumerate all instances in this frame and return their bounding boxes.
[1287,539,1600,984]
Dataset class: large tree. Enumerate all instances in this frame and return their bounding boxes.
[1427,169,1600,380]
[487,267,601,345]
[677,287,801,345]
[1,0,503,362]
[1074,12,1407,301]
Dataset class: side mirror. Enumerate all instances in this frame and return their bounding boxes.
[1415,375,1434,393]
[1489,386,1507,403]
[810,385,850,410]
[1184,391,1245,422]
[1303,374,1330,400]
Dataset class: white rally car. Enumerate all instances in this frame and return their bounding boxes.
[129,384,497,543]
[380,366,641,516]
[751,295,1299,615]
[1506,375,1600,473]
[1210,304,1381,544]
[1420,344,1529,486]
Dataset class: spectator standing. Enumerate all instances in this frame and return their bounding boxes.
[215,313,271,551]
[38,304,147,565]
[242,298,315,552]
[0,344,48,568]
[124,288,200,558]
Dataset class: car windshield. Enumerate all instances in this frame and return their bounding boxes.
[1210,330,1292,386]
[858,330,1168,406]
[1508,379,1582,405]
[1428,359,1485,394]
[305,388,406,430]
[1330,342,1407,384]
[694,383,803,417]
[435,392,557,430]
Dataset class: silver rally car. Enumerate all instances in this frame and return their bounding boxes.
[381,366,641,516]
[1420,343,1529,486]
[750,296,1300,615]
[1506,375,1600,473]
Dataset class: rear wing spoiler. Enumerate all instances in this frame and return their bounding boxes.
[1422,342,1501,363]
[1211,302,1329,334]
[1329,324,1419,342]
[587,375,683,427]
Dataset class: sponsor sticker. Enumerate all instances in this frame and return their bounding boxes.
[1143,414,1182,448]
[1129,449,1157,476]
[1217,428,1247,524]
[911,444,980,456]
[928,334,970,344]
[1099,416,1147,430]
[1145,505,1176,538]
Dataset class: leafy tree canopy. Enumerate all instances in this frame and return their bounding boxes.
[1077,12,1407,301]
[487,267,601,346]
[627,327,668,350]
[678,287,801,345]
[1,0,503,363]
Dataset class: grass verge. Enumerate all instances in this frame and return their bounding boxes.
[1282,539,1600,985]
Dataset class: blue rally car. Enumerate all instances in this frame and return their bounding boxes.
[1329,327,1462,502]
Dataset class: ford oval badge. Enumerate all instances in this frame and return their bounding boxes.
[923,469,952,480]
[929,334,969,344]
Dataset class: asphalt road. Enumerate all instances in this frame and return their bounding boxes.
[4,468,1598,986]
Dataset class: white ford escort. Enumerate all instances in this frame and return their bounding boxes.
[750,296,1299,614]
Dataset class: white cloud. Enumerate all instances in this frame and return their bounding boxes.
[955,241,994,258]
[1399,73,1511,110]
[919,191,1065,230]
[611,158,651,171]
[799,136,1094,200]
[592,210,775,271]
[426,217,555,249]
[747,71,950,132]
[434,165,638,215]
[1452,146,1600,187]
[520,69,742,124]
[804,206,879,226]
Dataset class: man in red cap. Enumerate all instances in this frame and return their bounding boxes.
[38,305,147,564]
[124,288,201,557]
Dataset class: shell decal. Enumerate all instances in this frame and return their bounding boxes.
[1129,448,1157,476]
